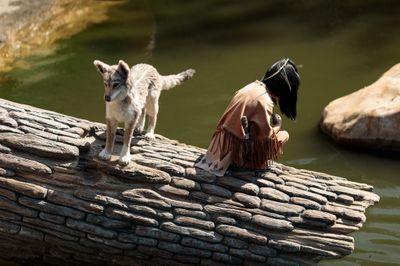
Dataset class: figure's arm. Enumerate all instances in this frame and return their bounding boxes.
[270,113,289,153]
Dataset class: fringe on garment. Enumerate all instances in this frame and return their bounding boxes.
[212,128,280,170]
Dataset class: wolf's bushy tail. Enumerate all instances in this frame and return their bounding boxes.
[161,69,195,90]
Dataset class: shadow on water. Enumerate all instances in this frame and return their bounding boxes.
[1,0,400,265]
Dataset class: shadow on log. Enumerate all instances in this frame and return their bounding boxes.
[0,98,379,266]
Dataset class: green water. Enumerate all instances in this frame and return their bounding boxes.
[1,1,400,265]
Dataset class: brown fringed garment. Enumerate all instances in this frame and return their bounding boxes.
[196,81,281,176]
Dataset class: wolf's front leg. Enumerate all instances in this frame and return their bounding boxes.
[99,118,117,160]
[119,118,137,165]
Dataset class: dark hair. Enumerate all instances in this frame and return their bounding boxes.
[261,58,300,120]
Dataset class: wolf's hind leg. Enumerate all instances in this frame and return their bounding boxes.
[134,108,146,135]
[145,98,158,140]
[99,118,117,160]
[145,115,157,140]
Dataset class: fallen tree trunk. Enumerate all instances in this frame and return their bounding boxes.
[0,98,379,266]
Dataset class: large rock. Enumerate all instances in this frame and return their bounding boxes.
[320,64,400,151]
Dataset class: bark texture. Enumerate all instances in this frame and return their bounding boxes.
[0,98,379,266]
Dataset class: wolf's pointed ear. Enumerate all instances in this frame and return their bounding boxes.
[93,60,109,75]
[117,60,130,78]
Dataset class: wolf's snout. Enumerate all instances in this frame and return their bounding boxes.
[104,95,111,102]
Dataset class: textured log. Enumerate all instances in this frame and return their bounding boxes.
[0,98,379,266]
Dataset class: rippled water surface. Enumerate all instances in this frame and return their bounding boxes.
[1,1,400,265]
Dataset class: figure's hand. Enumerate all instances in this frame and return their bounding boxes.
[271,113,282,134]
[271,114,282,127]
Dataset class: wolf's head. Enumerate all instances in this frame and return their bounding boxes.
[93,60,130,102]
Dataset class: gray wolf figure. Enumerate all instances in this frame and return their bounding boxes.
[94,60,195,165]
